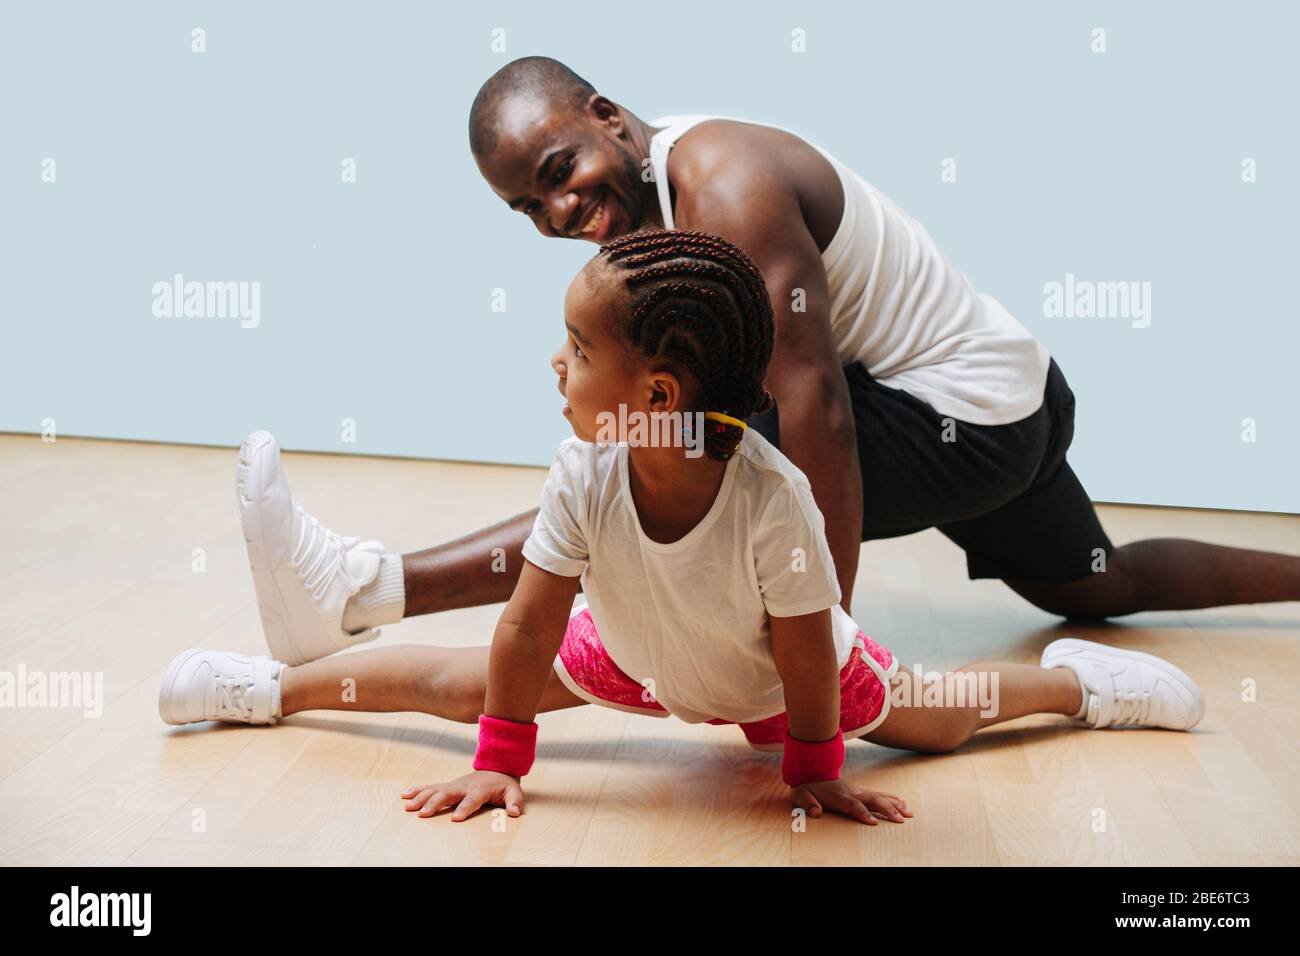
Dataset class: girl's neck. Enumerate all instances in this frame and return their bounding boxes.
[626,444,730,545]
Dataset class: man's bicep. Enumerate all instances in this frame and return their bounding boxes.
[684,175,841,383]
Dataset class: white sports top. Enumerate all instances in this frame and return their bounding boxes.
[648,114,1051,426]
[522,430,865,724]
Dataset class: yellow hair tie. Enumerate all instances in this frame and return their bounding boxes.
[704,411,747,431]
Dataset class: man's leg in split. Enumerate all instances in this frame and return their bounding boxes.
[1005,539,1300,622]
[279,643,587,720]
[398,510,542,618]
[238,432,567,665]
[863,662,1083,754]
[935,449,1300,622]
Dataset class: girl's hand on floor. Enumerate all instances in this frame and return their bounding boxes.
[401,771,525,822]
[790,780,913,825]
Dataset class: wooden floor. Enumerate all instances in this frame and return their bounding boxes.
[1,433,1297,866]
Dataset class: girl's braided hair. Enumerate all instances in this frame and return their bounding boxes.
[594,228,775,461]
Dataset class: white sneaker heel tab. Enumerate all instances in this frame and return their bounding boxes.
[250,656,274,725]
[1088,665,1117,727]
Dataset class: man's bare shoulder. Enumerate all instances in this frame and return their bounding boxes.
[666,119,843,252]
[667,119,805,186]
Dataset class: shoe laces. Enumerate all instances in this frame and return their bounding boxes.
[214,674,255,720]
[290,502,364,602]
[1109,689,1153,726]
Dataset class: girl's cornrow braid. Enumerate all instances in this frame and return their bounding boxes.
[596,229,777,460]
[630,267,751,411]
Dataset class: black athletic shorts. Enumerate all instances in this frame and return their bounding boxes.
[746,357,1114,583]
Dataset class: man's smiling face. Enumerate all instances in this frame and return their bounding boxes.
[475,95,649,244]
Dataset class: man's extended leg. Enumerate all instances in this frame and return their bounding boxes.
[238,431,551,667]
[928,354,1300,622]
[399,510,538,617]
[940,456,1300,621]
[1004,538,1300,621]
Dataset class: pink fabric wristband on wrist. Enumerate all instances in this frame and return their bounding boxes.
[781,728,846,786]
[472,714,539,778]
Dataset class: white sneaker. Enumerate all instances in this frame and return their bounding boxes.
[159,649,284,726]
[237,430,384,666]
[1041,638,1205,731]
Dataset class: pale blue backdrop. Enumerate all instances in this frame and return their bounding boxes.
[2,1,1296,513]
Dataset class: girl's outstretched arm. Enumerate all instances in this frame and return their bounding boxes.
[770,609,911,826]
[482,559,583,723]
[402,560,581,821]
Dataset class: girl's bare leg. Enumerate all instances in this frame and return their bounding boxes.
[863,661,1083,754]
[279,644,588,722]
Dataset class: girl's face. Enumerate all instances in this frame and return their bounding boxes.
[553,267,685,443]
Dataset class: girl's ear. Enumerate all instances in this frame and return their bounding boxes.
[645,370,683,415]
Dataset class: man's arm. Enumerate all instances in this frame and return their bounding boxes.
[679,172,862,610]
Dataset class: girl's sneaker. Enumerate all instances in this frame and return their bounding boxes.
[1041,638,1205,730]
[159,649,284,726]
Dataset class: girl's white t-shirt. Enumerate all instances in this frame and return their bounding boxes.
[521,430,862,724]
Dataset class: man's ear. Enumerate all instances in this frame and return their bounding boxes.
[589,95,622,132]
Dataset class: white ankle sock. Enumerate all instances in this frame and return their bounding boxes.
[342,552,406,633]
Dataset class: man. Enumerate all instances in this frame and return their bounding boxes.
[237,56,1299,667]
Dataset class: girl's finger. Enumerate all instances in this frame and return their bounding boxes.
[846,798,877,825]
[791,790,822,818]
[885,797,912,820]
[417,790,454,816]
[505,782,526,816]
[870,805,903,823]
[450,792,485,822]
[404,787,437,810]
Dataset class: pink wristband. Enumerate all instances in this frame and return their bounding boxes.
[472,714,539,778]
[781,728,845,786]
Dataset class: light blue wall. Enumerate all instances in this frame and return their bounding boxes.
[2,1,1296,513]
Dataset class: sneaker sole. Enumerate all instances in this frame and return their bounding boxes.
[159,648,206,725]
[1042,637,1206,728]
[237,431,308,667]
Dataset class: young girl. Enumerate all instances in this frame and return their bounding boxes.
[160,229,1205,826]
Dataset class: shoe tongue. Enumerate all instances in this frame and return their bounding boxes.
[343,544,381,588]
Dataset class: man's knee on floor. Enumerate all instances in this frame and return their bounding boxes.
[1003,551,1136,621]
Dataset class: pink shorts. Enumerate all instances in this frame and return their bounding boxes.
[552,606,899,752]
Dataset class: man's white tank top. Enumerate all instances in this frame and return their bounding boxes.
[648,115,1051,426]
